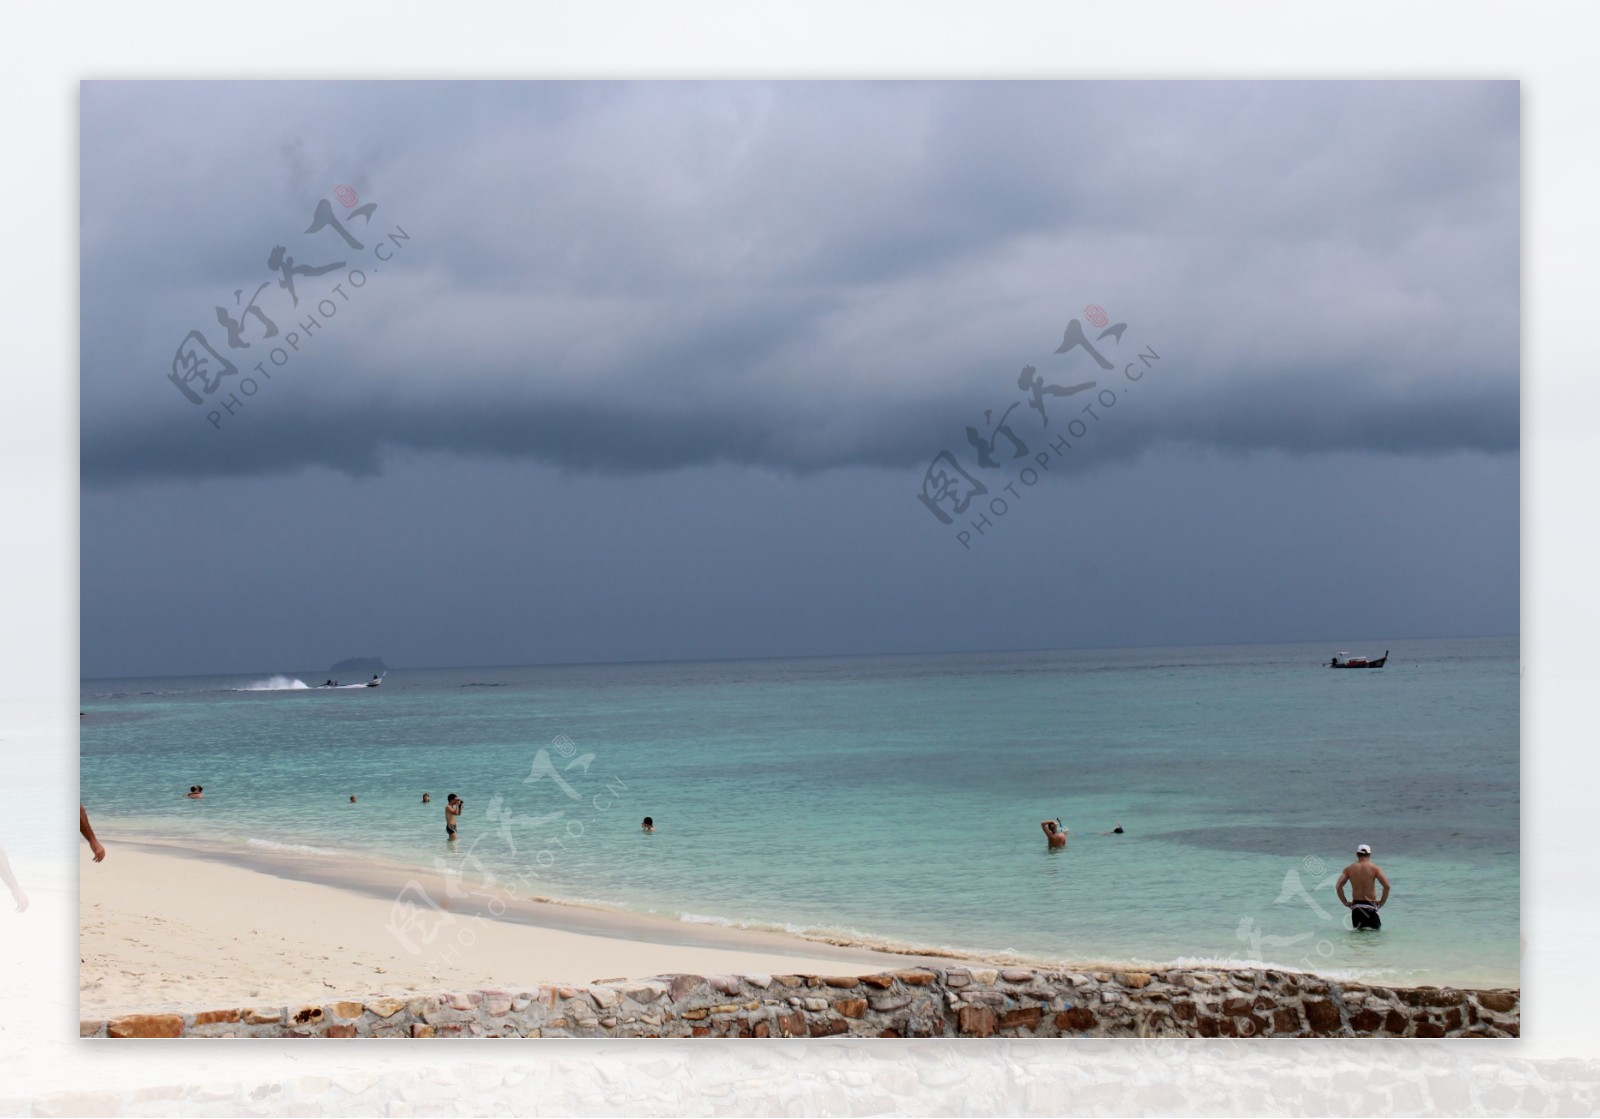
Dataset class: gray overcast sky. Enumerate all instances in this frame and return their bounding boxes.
[81,80,1517,678]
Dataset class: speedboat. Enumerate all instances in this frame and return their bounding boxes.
[1329,650,1388,669]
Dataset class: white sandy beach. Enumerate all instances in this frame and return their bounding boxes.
[80,842,950,1018]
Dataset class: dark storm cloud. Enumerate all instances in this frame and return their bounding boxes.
[81,81,1517,487]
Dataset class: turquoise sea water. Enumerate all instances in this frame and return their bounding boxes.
[79,636,1518,987]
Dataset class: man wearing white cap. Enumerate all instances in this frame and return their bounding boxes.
[1336,843,1391,930]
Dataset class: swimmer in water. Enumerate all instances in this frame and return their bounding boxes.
[1040,820,1067,849]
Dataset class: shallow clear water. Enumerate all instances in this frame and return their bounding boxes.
[80,635,1518,987]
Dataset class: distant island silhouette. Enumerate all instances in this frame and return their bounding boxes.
[330,656,388,675]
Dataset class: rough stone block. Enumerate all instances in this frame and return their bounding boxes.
[587,986,622,1009]
[1477,989,1517,1013]
[108,1014,184,1039]
[835,998,868,1019]
[808,1016,848,1037]
[1056,1007,1096,1031]
[998,1007,1043,1032]
[1304,998,1342,1033]
[669,975,705,1001]
[193,1009,241,1026]
[1348,1008,1383,1033]
[957,1007,996,1037]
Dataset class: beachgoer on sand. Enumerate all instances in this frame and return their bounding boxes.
[80,805,106,863]
[1336,843,1391,929]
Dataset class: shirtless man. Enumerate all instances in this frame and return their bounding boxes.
[1040,820,1067,849]
[445,793,463,841]
[1335,843,1391,930]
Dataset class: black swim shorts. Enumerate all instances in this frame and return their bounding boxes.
[446,824,457,837]
[1350,901,1381,930]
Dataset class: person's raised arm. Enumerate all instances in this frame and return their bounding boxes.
[1335,868,1350,908]
[1375,866,1392,908]
[80,805,106,862]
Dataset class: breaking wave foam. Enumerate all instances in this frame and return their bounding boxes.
[245,837,342,857]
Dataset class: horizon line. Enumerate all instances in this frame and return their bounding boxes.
[79,630,1519,682]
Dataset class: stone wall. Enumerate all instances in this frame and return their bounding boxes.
[81,966,1519,1039]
